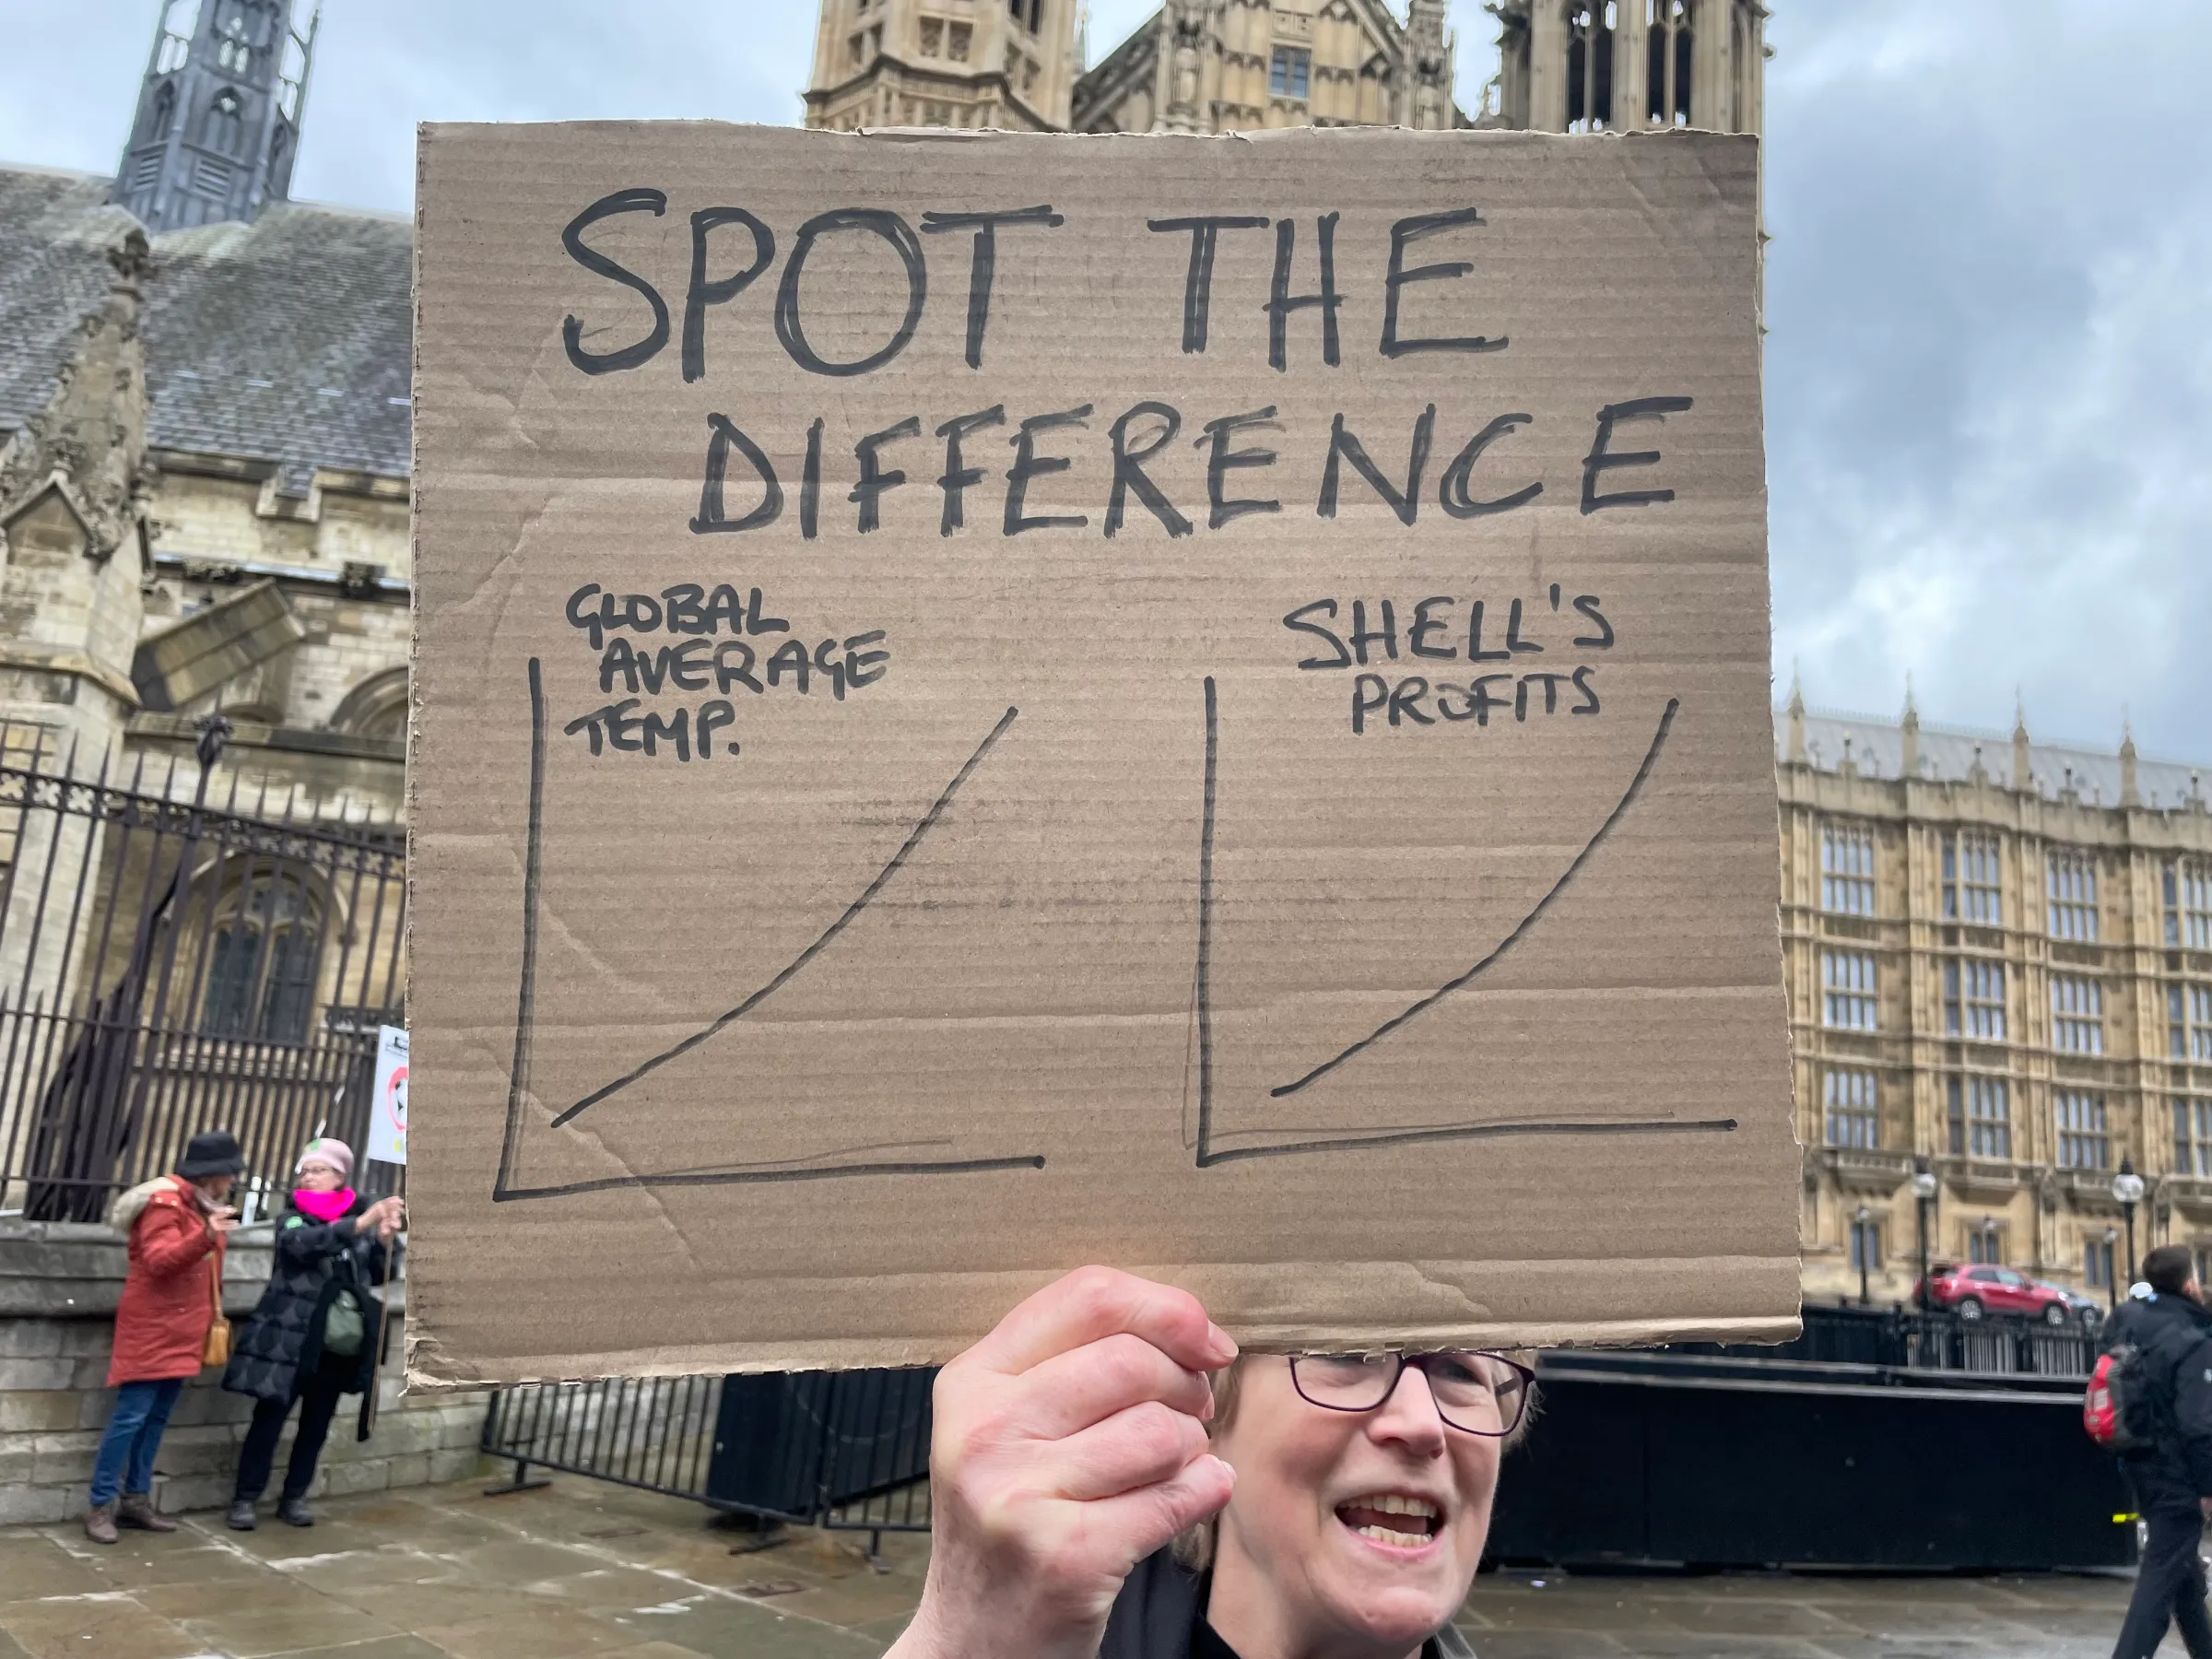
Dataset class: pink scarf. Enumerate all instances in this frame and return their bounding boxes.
[293,1187,356,1223]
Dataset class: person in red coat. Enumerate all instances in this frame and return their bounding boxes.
[86,1130,243,1544]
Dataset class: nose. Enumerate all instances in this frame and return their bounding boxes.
[1367,1362,1449,1455]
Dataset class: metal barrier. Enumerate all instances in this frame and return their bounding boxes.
[480,1367,935,1545]
[479,1302,2102,1547]
[1680,1301,2099,1380]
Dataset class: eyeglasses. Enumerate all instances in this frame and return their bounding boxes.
[1287,1351,1535,1438]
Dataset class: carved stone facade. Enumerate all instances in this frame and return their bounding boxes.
[1487,0,1765,135]
[804,0,1463,136]
[805,0,1086,131]
[0,163,411,820]
[1783,687,2212,1308]
[1073,0,1460,135]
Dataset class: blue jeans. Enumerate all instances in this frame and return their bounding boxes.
[89,1379,183,1506]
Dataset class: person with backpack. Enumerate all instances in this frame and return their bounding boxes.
[221,1137,402,1529]
[2096,1244,2212,1659]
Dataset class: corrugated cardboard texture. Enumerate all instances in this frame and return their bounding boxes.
[408,123,1800,1386]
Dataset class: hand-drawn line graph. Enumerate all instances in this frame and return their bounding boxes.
[1189,680,1737,1169]
[493,657,1048,1202]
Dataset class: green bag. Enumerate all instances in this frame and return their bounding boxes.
[322,1287,365,1358]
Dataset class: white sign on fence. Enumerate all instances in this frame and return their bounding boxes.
[369,1024,408,1166]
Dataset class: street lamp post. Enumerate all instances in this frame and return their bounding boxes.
[1912,1157,1938,1312]
[2114,1158,2147,1293]
[2102,1227,2121,1311]
[1854,1203,1872,1307]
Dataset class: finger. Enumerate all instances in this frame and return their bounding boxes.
[1017,1332,1214,1439]
[970,1266,1234,1379]
[1080,1452,1235,1566]
[1041,1398,1212,1502]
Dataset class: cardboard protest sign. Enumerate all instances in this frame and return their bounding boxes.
[407,123,1799,1387]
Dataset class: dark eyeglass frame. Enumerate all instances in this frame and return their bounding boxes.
[1287,1351,1537,1439]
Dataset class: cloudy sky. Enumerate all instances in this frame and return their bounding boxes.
[5,3,2205,760]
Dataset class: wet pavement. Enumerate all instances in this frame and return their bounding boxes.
[0,1473,2146,1658]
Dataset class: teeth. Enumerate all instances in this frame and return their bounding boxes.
[1356,1524,1432,1547]
[1358,1493,1440,1518]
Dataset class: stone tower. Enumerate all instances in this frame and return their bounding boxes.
[111,0,319,233]
[805,0,1084,132]
[1487,0,1764,135]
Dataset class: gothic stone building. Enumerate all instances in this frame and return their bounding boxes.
[0,0,408,1205]
[1782,690,2212,1307]
[805,1,1767,139]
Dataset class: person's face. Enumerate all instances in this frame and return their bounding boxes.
[195,1172,235,1201]
[1210,1357,1503,1654]
[296,1159,345,1193]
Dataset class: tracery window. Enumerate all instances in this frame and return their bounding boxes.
[205,88,244,157]
[1565,3,1616,132]
[1646,0,1692,124]
[2047,848,2098,941]
[200,868,324,1045]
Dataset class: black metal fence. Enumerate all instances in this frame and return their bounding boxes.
[1682,1300,2100,1380]
[479,1368,935,1539]
[0,719,405,1218]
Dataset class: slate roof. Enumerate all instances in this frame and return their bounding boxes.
[1776,703,2209,812]
[0,164,412,494]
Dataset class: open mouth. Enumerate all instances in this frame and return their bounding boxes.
[1335,1492,1442,1550]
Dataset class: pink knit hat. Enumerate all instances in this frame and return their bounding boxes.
[295,1136,354,1181]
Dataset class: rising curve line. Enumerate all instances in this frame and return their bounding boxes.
[493,661,1045,1200]
[1189,688,1735,1166]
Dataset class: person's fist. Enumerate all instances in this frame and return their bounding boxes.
[892,1267,1238,1659]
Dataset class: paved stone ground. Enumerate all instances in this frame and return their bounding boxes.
[0,1474,2147,1659]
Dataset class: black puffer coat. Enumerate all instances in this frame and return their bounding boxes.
[222,1193,388,1405]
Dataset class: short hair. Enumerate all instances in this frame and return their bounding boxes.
[2144,1245,2194,1296]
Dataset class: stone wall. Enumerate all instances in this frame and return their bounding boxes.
[0,1219,489,1525]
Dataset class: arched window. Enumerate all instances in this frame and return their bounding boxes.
[216,4,253,72]
[199,865,324,1044]
[151,81,177,140]
[1729,0,1751,132]
[1565,3,1616,133]
[205,88,244,157]
[327,667,408,743]
[1647,0,1692,125]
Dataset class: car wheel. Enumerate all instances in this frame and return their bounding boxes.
[1957,1297,1984,1322]
[2042,1302,2067,1327]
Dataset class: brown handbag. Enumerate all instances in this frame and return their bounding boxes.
[203,1250,231,1368]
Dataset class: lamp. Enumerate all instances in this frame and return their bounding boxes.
[1912,1157,1937,1312]
[2114,1158,2146,1294]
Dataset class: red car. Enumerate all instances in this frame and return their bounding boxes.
[1915,1263,2076,1324]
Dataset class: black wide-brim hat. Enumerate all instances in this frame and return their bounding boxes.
[175,1130,245,1180]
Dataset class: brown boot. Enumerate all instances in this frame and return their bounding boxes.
[84,1501,119,1545]
[115,1493,177,1533]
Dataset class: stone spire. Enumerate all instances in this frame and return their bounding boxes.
[111,0,319,232]
[2011,694,2032,795]
[2120,716,2140,808]
[0,229,159,753]
[1900,676,1921,778]
[1784,665,1806,763]
[0,230,159,566]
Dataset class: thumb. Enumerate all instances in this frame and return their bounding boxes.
[1085,1453,1236,1568]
